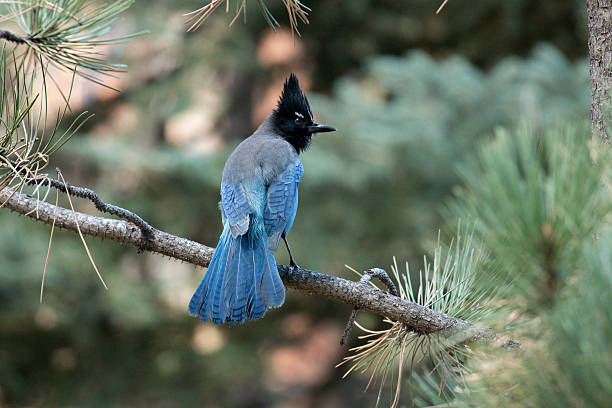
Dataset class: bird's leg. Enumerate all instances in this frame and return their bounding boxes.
[282,233,299,269]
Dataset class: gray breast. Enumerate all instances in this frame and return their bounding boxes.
[222,132,298,186]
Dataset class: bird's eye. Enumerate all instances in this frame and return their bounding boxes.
[294,112,305,125]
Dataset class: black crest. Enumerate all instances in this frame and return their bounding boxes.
[274,74,313,122]
[272,74,315,153]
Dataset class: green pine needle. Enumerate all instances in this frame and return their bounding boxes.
[339,228,501,407]
[1,0,144,89]
[447,123,611,306]
[0,46,92,192]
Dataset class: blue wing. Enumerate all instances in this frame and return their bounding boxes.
[264,159,304,251]
[221,182,254,237]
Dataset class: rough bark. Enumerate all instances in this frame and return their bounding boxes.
[0,187,518,348]
[587,0,612,143]
[0,187,215,266]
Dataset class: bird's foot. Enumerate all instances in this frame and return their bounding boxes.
[283,234,300,270]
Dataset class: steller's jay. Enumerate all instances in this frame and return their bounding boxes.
[189,74,335,325]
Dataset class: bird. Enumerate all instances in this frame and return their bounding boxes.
[188,74,336,325]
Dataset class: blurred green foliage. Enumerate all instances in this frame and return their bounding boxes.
[299,44,589,271]
[259,0,588,85]
[421,124,611,408]
[522,233,612,407]
[448,123,610,303]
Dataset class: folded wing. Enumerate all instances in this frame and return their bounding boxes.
[221,182,254,237]
[264,159,304,251]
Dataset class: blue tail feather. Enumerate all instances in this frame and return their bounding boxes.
[231,236,255,320]
[212,233,238,322]
[247,241,267,320]
[260,239,285,307]
[189,231,229,321]
[189,226,285,325]
[188,231,229,319]
[209,234,233,319]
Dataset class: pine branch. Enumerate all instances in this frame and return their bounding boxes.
[29,173,154,242]
[0,186,519,348]
[0,0,142,88]
[341,267,400,346]
[185,0,308,35]
[0,186,213,265]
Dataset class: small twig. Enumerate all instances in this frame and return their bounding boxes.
[341,268,399,345]
[4,158,154,249]
[0,29,45,45]
[0,30,26,44]
[360,268,399,296]
[341,309,359,346]
[26,174,154,251]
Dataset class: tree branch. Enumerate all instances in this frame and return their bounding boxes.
[29,173,155,246]
[0,187,213,267]
[0,187,519,348]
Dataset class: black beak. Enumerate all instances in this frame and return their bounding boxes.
[308,123,336,134]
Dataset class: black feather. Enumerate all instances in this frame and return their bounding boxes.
[271,74,314,154]
[274,74,313,121]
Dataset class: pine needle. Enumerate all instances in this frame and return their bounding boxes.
[2,0,141,89]
[185,0,307,35]
[40,187,58,303]
[340,228,497,406]
[436,0,450,14]
[184,0,226,32]
[56,169,107,290]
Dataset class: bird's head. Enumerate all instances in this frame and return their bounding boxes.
[272,73,335,153]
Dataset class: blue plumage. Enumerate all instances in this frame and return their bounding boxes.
[264,160,303,251]
[189,74,335,325]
